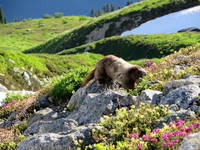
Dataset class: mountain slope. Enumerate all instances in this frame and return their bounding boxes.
[24,0,200,54]
[0,16,91,51]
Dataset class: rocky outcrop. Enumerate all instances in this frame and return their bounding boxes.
[17,75,200,150]
[138,75,200,113]
[178,132,200,150]
[17,82,136,150]
[178,27,200,33]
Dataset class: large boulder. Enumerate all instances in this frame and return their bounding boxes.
[154,109,196,128]
[163,75,200,94]
[137,89,162,104]
[178,132,200,150]
[0,83,8,92]
[160,84,200,109]
[24,119,78,135]
[67,91,136,125]
[17,125,97,150]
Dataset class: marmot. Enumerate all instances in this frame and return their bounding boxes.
[81,55,147,89]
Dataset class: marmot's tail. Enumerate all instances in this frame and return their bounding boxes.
[81,69,96,87]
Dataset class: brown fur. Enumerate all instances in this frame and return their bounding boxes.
[81,55,147,89]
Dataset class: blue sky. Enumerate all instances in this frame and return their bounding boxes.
[0,0,127,22]
[122,6,200,35]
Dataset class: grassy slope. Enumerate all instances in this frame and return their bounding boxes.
[58,33,200,60]
[24,0,200,54]
[0,16,91,51]
[0,16,102,90]
[0,49,102,90]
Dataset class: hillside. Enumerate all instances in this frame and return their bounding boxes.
[0,16,91,51]
[24,0,200,54]
[58,33,200,60]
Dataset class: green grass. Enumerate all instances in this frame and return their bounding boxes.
[0,50,102,90]
[24,0,200,54]
[0,16,92,51]
[58,33,200,60]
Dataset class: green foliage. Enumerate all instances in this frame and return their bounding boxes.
[3,93,31,104]
[49,67,91,103]
[92,103,169,149]
[0,49,101,90]
[42,14,53,19]
[0,16,91,52]
[58,33,200,60]
[54,12,64,18]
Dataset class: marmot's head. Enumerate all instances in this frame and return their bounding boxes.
[128,66,147,81]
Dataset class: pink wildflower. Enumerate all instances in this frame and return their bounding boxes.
[150,138,158,142]
[142,134,151,141]
[172,139,180,144]
[166,141,174,147]
[138,143,142,150]
[130,133,139,139]
[179,132,187,137]
[152,128,160,133]
[172,120,185,127]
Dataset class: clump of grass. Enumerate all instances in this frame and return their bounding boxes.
[49,67,91,104]
[3,93,32,104]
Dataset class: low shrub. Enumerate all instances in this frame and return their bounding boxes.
[3,93,32,104]
[0,120,28,150]
[49,67,91,103]
[90,103,200,150]
[91,103,169,146]
[42,14,52,19]
[54,12,64,18]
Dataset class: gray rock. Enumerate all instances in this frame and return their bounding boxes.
[164,77,200,94]
[22,71,31,86]
[0,83,8,92]
[169,104,180,111]
[160,85,200,109]
[24,119,78,135]
[67,91,136,125]
[17,125,96,150]
[0,120,13,128]
[174,65,185,74]
[155,109,196,128]
[174,55,188,60]
[178,27,200,33]
[13,67,22,73]
[28,108,59,126]
[26,29,32,32]
[37,94,51,107]
[137,89,162,104]
[178,132,200,150]
[8,59,15,63]
[68,81,112,110]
